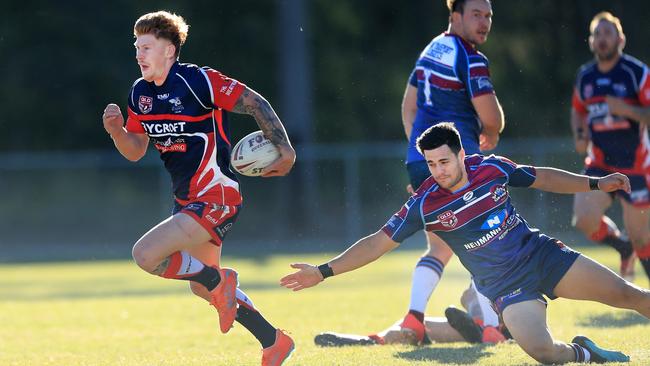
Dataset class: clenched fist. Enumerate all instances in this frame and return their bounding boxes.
[103,103,125,136]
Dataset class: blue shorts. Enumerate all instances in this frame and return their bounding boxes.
[487,235,580,314]
[585,167,650,207]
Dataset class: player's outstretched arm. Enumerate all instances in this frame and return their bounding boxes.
[472,94,504,151]
[102,103,149,161]
[530,167,630,194]
[280,230,399,291]
[231,86,296,177]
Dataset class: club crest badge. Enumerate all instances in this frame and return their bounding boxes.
[138,95,153,114]
[437,210,458,228]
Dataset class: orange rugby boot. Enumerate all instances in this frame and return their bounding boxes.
[209,267,238,333]
[399,313,426,344]
[262,329,295,366]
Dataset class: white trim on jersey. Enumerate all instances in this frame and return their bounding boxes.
[469,62,487,68]
[176,73,211,110]
[425,190,493,226]
[129,78,145,108]
[147,131,240,194]
[198,68,215,107]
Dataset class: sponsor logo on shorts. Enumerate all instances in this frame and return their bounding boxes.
[216,222,233,238]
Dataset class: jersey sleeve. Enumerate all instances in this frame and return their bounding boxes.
[486,155,536,187]
[202,67,246,111]
[125,87,145,134]
[457,52,495,99]
[408,68,418,87]
[639,65,650,106]
[381,195,424,242]
[571,86,588,114]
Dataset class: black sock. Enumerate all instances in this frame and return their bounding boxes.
[602,235,634,259]
[408,310,425,323]
[189,266,221,291]
[236,306,277,348]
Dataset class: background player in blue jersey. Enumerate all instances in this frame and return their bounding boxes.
[281,124,649,363]
[102,11,295,366]
[399,0,505,342]
[571,12,650,284]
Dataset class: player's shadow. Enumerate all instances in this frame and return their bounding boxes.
[576,311,648,328]
[394,344,493,364]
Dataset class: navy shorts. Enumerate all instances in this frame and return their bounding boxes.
[489,235,580,314]
[406,160,431,190]
[173,201,240,246]
[585,166,650,207]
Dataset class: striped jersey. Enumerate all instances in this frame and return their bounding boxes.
[572,54,650,173]
[382,154,538,297]
[407,32,495,162]
[126,61,245,205]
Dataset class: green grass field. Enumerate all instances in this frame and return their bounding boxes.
[1,246,648,365]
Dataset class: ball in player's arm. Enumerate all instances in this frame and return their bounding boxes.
[282,124,645,364]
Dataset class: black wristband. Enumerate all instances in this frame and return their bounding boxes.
[589,177,600,191]
[317,263,334,279]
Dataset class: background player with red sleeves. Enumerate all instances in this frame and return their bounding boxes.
[281,123,647,364]
[398,0,505,343]
[571,11,650,283]
[102,11,295,366]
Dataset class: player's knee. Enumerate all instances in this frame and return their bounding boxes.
[572,215,597,235]
[131,243,157,272]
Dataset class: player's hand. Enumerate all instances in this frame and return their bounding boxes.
[262,144,296,177]
[479,132,499,151]
[103,103,125,136]
[605,95,629,117]
[280,263,323,291]
[597,173,631,194]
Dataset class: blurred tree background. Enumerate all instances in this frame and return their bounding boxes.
[1,0,648,152]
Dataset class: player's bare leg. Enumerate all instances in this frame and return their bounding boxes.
[402,231,453,343]
[621,200,650,282]
[502,300,592,364]
[131,213,238,333]
[554,254,650,317]
[573,191,634,279]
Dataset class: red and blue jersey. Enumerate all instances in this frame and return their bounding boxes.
[382,154,538,299]
[126,61,245,206]
[407,33,495,162]
[572,54,650,174]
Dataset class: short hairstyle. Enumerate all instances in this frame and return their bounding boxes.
[416,122,463,155]
[589,11,624,36]
[447,0,490,15]
[134,11,189,58]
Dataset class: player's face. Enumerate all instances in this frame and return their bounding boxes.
[134,34,175,84]
[589,21,622,62]
[458,0,492,46]
[423,145,467,191]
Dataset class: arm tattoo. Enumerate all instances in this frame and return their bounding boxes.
[232,88,290,147]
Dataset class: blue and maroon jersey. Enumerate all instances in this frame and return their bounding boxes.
[407,33,495,162]
[572,54,650,173]
[126,61,245,206]
[382,154,538,298]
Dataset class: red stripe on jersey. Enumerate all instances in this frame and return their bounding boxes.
[469,66,489,77]
[136,112,212,122]
[429,73,464,90]
[213,109,230,145]
[187,132,217,201]
[126,108,146,133]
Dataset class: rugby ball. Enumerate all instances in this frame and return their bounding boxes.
[230,131,280,176]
